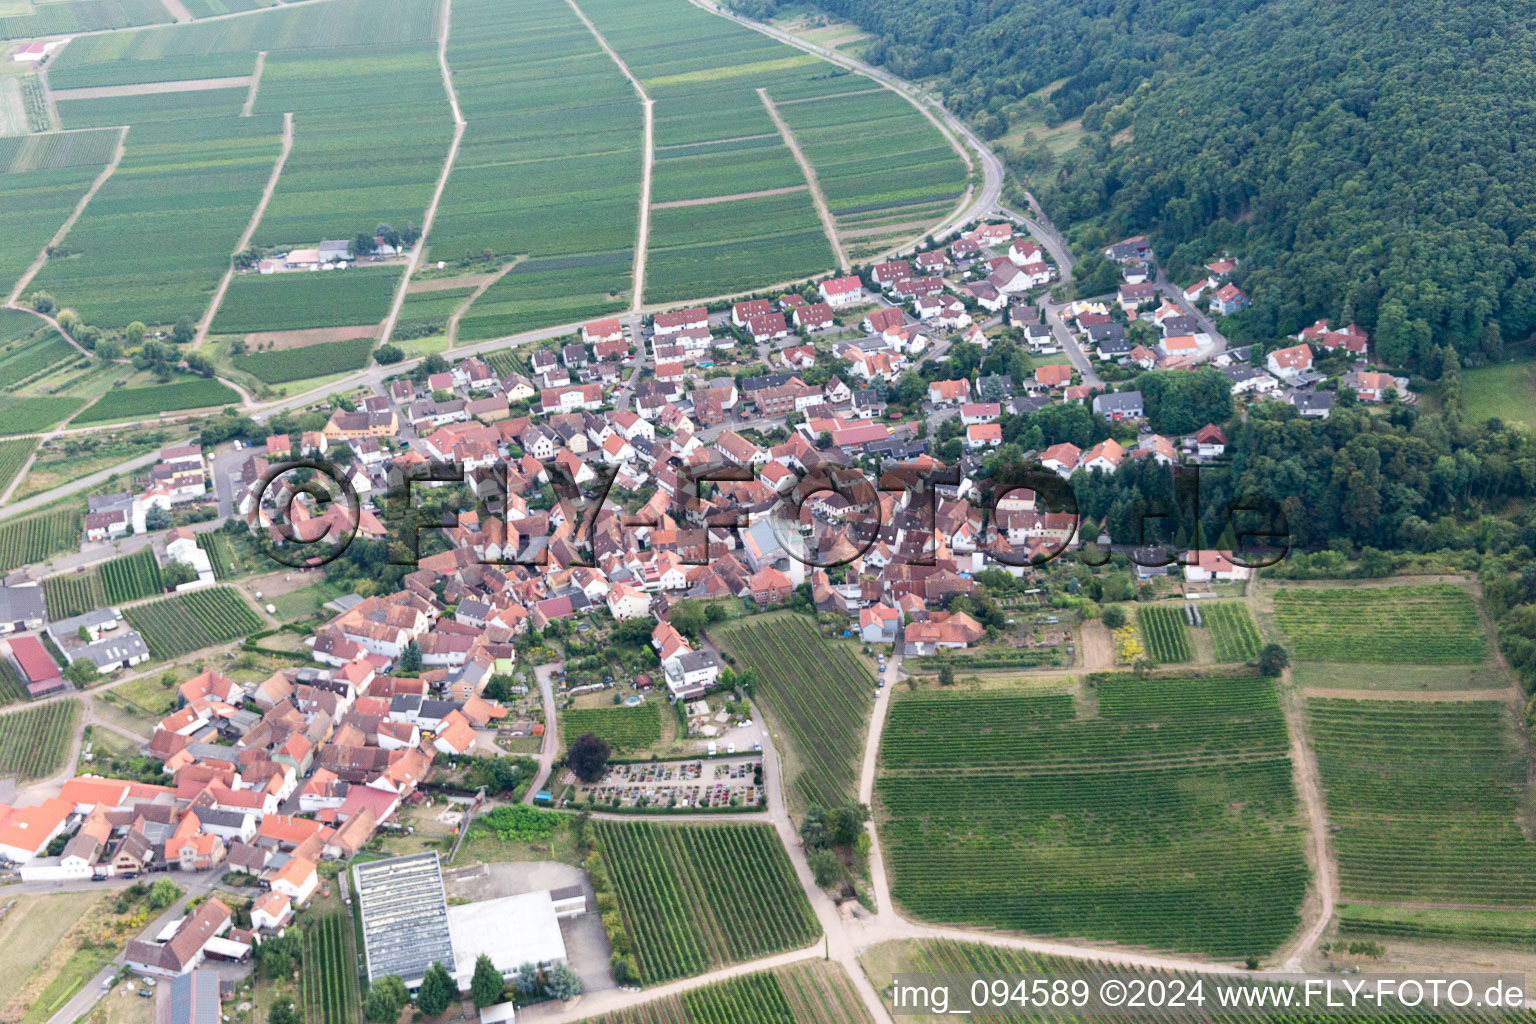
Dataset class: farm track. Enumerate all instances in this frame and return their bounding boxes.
[446,257,520,348]
[6,124,128,308]
[376,0,467,348]
[194,111,294,349]
[241,51,267,116]
[757,87,847,271]
[1276,677,1337,971]
[565,0,652,313]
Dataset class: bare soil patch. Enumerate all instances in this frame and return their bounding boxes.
[51,76,252,101]
[242,323,378,351]
[407,272,499,293]
[652,184,808,209]
[1079,620,1113,670]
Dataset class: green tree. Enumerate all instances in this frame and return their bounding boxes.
[147,878,180,910]
[400,639,422,672]
[513,962,540,996]
[937,664,955,686]
[1259,643,1290,677]
[163,559,198,589]
[808,848,841,888]
[1101,604,1127,630]
[125,321,146,345]
[375,344,405,365]
[364,975,409,1023]
[667,599,707,638]
[543,963,582,1000]
[567,733,611,783]
[470,954,503,1008]
[64,658,100,687]
[171,316,195,344]
[416,961,456,1017]
[268,999,302,1024]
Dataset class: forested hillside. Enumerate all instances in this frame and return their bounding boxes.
[735,0,1536,371]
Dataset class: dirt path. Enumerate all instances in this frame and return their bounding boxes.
[1276,676,1337,971]
[1301,687,1514,702]
[1079,620,1113,670]
[160,0,193,21]
[377,0,467,347]
[565,0,652,313]
[7,124,127,307]
[240,51,266,116]
[194,110,293,348]
[651,184,807,209]
[521,660,562,805]
[446,258,520,347]
[50,76,252,101]
[758,87,847,271]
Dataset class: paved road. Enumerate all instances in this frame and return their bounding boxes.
[44,869,226,1024]
[521,660,563,805]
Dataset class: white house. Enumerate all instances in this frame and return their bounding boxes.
[819,276,864,310]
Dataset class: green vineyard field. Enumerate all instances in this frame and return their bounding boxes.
[713,613,873,809]
[594,820,820,984]
[876,676,1306,957]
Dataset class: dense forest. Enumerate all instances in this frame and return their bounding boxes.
[733,0,1536,370]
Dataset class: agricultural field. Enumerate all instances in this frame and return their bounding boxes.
[248,43,451,246]
[574,0,968,266]
[877,676,1307,957]
[563,702,662,754]
[31,118,285,329]
[0,658,28,706]
[0,143,115,300]
[56,86,248,129]
[645,191,835,302]
[571,962,873,1024]
[214,270,399,334]
[0,0,171,40]
[228,339,376,386]
[0,437,37,496]
[196,530,242,580]
[1136,604,1192,664]
[1307,698,1536,905]
[1205,601,1264,663]
[713,612,873,809]
[1338,903,1536,948]
[47,51,259,90]
[44,570,105,621]
[396,284,472,337]
[1448,345,1536,432]
[73,377,239,423]
[45,0,438,70]
[593,819,820,984]
[1271,583,1486,664]
[300,912,360,1024]
[0,508,83,573]
[0,316,77,390]
[124,585,263,659]
[434,0,641,333]
[0,397,84,434]
[0,699,80,781]
[99,546,163,603]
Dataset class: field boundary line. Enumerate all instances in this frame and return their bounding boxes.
[241,51,267,116]
[37,40,64,130]
[652,184,808,209]
[758,87,848,272]
[378,0,468,347]
[565,0,652,313]
[6,123,128,307]
[194,111,294,349]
